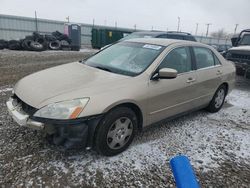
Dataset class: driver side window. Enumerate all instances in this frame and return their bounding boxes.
[158,47,192,74]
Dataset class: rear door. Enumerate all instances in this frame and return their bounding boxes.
[191,46,223,107]
[147,46,199,124]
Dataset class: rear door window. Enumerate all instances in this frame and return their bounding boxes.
[214,55,221,65]
[193,47,215,69]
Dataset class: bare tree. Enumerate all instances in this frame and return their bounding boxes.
[210,29,228,39]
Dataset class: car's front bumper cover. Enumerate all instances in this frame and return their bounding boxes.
[6,97,45,130]
[6,97,103,148]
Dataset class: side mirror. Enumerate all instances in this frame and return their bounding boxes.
[152,68,178,80]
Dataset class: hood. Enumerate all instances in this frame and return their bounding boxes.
[14,62,129,108]
[228,46,250,55]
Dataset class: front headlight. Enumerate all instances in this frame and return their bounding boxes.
[33,98,89,119]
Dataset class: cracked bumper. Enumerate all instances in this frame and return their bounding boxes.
[6,97,44,130]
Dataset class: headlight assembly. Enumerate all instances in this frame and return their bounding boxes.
[33,98,89,119]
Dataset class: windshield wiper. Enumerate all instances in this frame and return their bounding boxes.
[94,66,113,73]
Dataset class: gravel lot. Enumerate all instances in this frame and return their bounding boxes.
[0,50,250,187]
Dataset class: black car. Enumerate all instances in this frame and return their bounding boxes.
[120,31,197,42]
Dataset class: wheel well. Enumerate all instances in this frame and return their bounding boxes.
[113,103,143,131]
[221,82,229,95]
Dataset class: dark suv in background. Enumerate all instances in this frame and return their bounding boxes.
[101,31,197,50]
[225,29,250,78]
[121,31,197,42]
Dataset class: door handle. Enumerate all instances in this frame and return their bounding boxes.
[186,78,196,83]
[216,70,223,75]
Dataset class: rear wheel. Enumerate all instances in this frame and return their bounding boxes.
[95,107,137,156]
[207,85,227,113]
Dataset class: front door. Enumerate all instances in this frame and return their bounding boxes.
[147,46,199,125]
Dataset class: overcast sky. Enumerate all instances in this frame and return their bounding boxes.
[1,0,249,35]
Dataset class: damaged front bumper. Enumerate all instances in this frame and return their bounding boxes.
[227,58,250,77]
[6,97,45,130]
[6,97,103,149]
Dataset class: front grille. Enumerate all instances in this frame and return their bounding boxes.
[12,94,37,115]
[231,53,250,61]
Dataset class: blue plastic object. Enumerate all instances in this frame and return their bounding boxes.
[170,155,200,188]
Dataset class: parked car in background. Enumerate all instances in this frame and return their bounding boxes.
[120,31,197,42]
[7,38,235,156]
[101,31,197,50]
[217,44,232,53]
[211,44,232,55]
[225,29,250,78]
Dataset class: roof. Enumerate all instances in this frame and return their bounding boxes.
[131,31,168,37]
[131,31,193,37]
[126,38,201,47]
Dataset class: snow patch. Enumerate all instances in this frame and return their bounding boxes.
[0,87,12,94]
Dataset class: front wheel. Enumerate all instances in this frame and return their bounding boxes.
[94,107,138,156]
[207,85,227,113]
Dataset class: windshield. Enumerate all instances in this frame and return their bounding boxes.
[84,42,164,76]
[239,34,250,45]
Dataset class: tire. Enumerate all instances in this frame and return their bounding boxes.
[0,40,8,49]
[207,85,227,113]
[21,39,33,50]
[95,107,138,156]
[49,40,61,50]
[35,37,46,44]
[29,41,46,51]
[34,35,48,51]
[8,40,21,50]
[25,35,35,40]
[45,34,57,42]
[60,40,70,50]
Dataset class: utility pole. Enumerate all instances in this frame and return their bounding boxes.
[195,23,199,35]
[34,11,38,32]
[205,23,212,37]
[66,16,70,23]
[234,24,239,35]
[200,32,204,42]
[151,26,154,31]
[177,17,180,32]
[134,24,137,31]
[92,19,95,27]
[115,21,117,29]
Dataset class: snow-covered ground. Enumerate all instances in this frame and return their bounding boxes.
[0,50,249,186]
[0,82,249,187]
